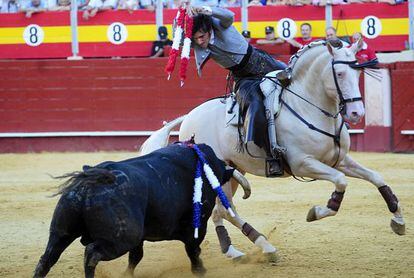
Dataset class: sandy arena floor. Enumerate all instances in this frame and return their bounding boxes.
[0,151,413,278]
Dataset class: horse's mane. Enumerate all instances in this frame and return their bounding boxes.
[287,40,327,71]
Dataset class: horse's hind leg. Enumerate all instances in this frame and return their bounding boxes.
[337,154,405,235]
[124,242,144,277]
[293,158,349,222]
[34,233,76,277]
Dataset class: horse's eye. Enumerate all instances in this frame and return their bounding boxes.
[337,72,344,78]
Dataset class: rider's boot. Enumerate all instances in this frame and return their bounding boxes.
[264,111,285,178]
[260,75,286,177]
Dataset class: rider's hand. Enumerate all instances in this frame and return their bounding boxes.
[187,6,212,17]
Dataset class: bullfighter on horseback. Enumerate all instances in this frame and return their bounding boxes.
[187,5,290,176]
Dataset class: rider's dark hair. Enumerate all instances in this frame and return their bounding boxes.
[192,14,213,36]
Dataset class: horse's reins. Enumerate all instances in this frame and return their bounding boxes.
[265,58,364,169]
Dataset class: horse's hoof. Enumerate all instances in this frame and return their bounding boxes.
[306,206,318,222]
[264,251,279,263]
[390,219,406,235]
[225,245,245,259]
[233,254,250,264]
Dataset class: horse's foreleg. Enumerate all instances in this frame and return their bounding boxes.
[218,179,277,255]
[337,155,405,235]
[212,181,245,259]
[294,158,348,221]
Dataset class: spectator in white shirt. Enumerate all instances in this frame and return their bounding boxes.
[1,0,19,12]
[20,0,46,17]
[139,0,154,10]
[48,0,71,10]
[118,0,138,11]
[190,0,218,7]
[82,0,117,20]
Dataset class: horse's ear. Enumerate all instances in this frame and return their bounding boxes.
[350,38,363,54]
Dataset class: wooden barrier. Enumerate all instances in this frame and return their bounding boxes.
[0,58,413,153]
[389,62,414,152]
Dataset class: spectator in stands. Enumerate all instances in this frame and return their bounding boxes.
[266,0,286,5]
[247,0,263,6]
[49,0,71,10]
[150,26,173,58]
[325,26,349,46]
[286,0,311,5]
[82,0,117,20]
[242,30,251,43]
[191,0,218,6]
[219,0,240,7]
[139,0,155,10]
[286,22,317,53]
[118,0,138,11]
[77,0,89,9]
[1,0,19,12]
[256,26,284,45]
[351,32,378,64]
[311,0,346,5]
[20,0,46,18]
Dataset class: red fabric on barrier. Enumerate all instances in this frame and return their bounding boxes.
[390,66,414,152]
[0,58,227,133]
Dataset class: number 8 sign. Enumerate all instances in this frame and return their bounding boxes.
[277,18,297,40]
[23,24,44,47]
[361,16,382,39]
[107,22,128,45]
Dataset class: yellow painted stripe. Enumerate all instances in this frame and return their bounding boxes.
[236,18,408,38]
[0,18,408,45]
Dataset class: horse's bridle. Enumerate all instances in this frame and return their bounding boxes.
[331,59,363,116]
[269,58,365,168]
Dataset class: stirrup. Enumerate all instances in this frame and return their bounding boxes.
[266,157,284,177]
[271,146,287,159]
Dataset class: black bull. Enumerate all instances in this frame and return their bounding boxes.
[34,144,235,277]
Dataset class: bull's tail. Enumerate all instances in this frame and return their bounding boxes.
[139,115,187,156]
[54,167,116,196]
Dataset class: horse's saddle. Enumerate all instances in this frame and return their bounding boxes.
[225,73,284,127]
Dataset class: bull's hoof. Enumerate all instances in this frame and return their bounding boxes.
[390,219,406,235]
[191,265,206,276]
[264,251,279,263]
[306,206,318,222]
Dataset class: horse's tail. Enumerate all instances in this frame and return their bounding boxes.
[53,167,116,196]
[139,115,187,156]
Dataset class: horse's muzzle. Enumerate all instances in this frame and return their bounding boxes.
[344,101,365,124]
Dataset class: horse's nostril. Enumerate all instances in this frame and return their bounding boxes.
[351,111,358,117]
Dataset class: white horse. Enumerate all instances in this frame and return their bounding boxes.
[141,41,405,259]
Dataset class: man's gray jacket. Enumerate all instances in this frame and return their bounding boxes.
[194,7,248,76]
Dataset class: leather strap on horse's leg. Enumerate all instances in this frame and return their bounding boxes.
[242,223,264,243]
[378,185,399,213]
[327,191,345,211]
[215,226,232,253]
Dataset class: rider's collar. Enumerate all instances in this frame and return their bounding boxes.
[209,29,215,45]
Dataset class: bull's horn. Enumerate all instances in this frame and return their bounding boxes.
[232,170,251,199]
